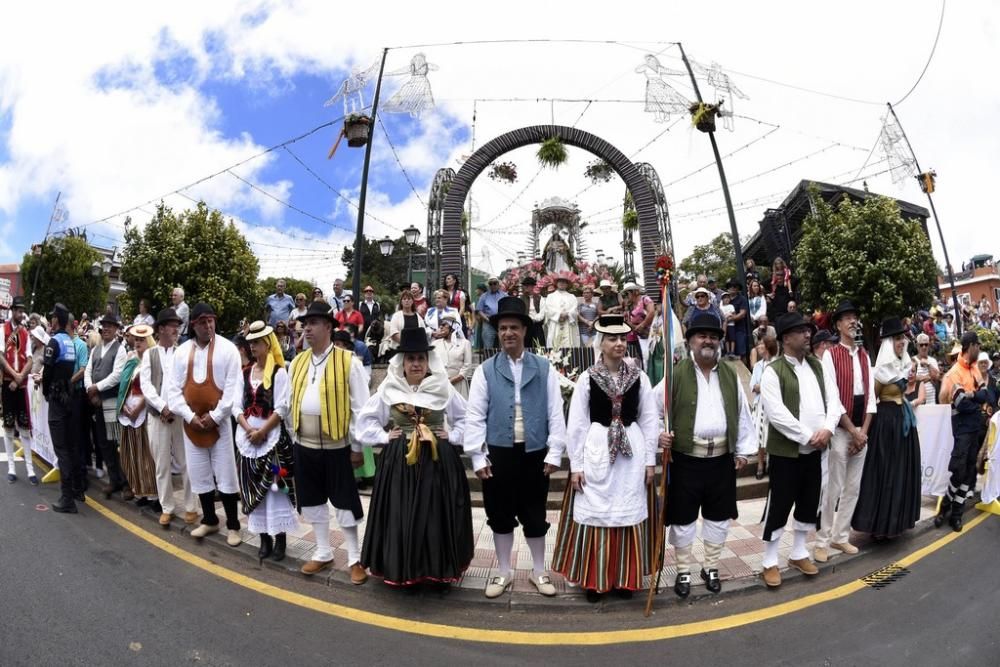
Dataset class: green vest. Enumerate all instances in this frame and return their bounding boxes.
[765,355,827,459]
[671,358,740,455]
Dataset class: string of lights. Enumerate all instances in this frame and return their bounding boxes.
[377,117,427,209]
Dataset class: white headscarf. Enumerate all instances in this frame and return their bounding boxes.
[377,346,452,410]
[874,335,911,384]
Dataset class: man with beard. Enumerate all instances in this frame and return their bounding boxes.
[759,312,841,587]
[2,297,37,484]
[656,312,757,597]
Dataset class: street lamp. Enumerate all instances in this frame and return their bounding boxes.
[403,225,421,284]
[378,236,395,257]
[517,252,526,265]
[596,249,605,265]
[90,261,103,277]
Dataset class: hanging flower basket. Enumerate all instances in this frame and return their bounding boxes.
[584,160,614,184]
[537,136,568,169]
[488,161,518,184]
[689,102,721,133]
[344,113,372,147]
[622,209,639,231]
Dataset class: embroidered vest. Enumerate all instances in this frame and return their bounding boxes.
[670,357,739,454]
[481,351,551,452]
[828,344,870,425]
[766,355,827,458]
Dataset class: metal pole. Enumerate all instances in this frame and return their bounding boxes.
[678,44,752,350]
[407,247,413,285]
[886,103,962,336]
[351,47,389,301]
[28,191,62,312]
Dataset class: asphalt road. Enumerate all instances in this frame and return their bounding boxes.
[1,476,997,666]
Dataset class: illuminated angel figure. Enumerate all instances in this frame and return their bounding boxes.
[381,53,439,118]
[324,60,380,115]
[879,114,916,184]
[635,54,689,123]
[691,60,748,130]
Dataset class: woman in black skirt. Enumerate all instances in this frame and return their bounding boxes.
[852,318,922,539]
[356,327,473,588]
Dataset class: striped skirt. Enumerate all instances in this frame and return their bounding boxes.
[119,424,158,497]
[552,484,659,593]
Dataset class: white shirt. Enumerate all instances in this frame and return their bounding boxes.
[234,366,291,456]
[761,354,843,454]
[294,344,369,452]
[821,344,876,420]
[84,340,127,393]
[165,335,242,429]
[433,337,472,380]
[139,344,176,414]
[463,351,567,472]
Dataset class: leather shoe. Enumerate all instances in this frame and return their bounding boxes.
[485,573,512,598]
[762,565,781,588]
[301,558,334,577]
[28,475,38,486]
[158,513,172,527]
[102,483,125,499]
[258,534,274,560]
[73,490,86,503]
[349,562,368,585]
[813,547,829,563]
[585,589,602,604]
[788,558,819,576]
[183,511,199,525]
[52,497,78,514]
[6,473,15,483]
[190,523,220,539]
[949,514,963,532]
[529,572,556,596]
[121,486,134,501]
[700,568,722,594]
[272,533,286,561]
[674,572,691,598]
[831,542,858,555]
[226,529,242,547]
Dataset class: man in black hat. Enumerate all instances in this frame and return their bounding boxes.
[140,307,199,528]
[810,330,839,359]
[758,312,842,587]
[2,296,37,484]
[165,303,244,545]
[519,276,546,348]
[84,312,129,497]
[656,312,757,597]
[287,300,370,583]
[814,301,874,563]
[42,303,83,512]
[464,296,567,598]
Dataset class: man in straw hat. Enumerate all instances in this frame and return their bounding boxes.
[43,303,83,513]
[814,300,875,563]
[656,312,757,597]
[140,307,199,528]
[464,296,567,598]
[2,296,37,484]
[758,311,842,587]
[85,312,130,498]
[288,300,370,583]
[166,303,244,546]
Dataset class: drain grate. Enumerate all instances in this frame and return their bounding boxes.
[861,563,910,589]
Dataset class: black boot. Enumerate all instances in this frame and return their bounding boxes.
[52,496,78,514]
[933,499,951,528]
[272,533,287,562]
[258,534,274,561]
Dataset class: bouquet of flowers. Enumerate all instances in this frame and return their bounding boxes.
[535,347,581,403]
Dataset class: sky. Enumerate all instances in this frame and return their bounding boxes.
[0,1,996,292]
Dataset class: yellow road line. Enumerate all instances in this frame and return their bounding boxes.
[84,496,990,646]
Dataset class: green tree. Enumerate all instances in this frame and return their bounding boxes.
[119,202,262,334]
[21,235,109,318]
[678,232,737,287]
[795,190,937,348]
[342,235,428,296]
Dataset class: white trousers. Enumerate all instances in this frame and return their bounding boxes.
[184,438,239,495]
[816,427,867,548]
[147,416,197,515]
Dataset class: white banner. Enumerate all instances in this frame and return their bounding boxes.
[915,404,953,497]
[982,413,1000,504]
[27,376,57,469]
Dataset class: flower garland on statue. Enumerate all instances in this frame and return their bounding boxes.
[533,347,580,403]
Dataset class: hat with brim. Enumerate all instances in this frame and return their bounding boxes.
[190,303,217,323]
[489,296,532,330]
[333,330,353,346]
[685,312,724,340]
[594,314,631,335]
[131,324,154,339]
[978,352,991,364]
[599,279,613,289]
[691,287,712,298]
[48,302,69,320]
[947,342,962,358]
[622,282,643,294]
[245,320,273,341]
[521,276,537,287]
[832,300,859,322]
[879,317,907,339]
[775,312,817,340]
[391,327,434,356]
[297,300,336,323]
[11,296,25,310]
[554,275,571,284]
[99,313,121,328]
[812,329,839,346]
[155,307,182,327]
[31,326,50,345]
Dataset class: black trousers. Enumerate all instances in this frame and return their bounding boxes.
[482,443,550,538]
[762,451,822,541]
[71,393,90,483]
[92,409,125,488]
[945,431,980,517]
[49,413,81,499]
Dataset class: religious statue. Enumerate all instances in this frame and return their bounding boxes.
[542,231,571,274]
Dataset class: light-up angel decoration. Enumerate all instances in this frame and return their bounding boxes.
[323,60,380,116]
[635,54,690,123]
[381,53,439,118]
[690,60,748,131]
[879,113,917,184]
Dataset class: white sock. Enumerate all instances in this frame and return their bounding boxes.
[790,529,810,561]
[703,541,724,570]
[675,544,694,574]
[342,525,361,565]
[526,536,547,575]
[762,539,781,569]
[494,532,514,576]
[3,429,15,474]
[311,522,333,562]
[20,435,35,476]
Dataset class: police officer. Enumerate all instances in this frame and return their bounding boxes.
[42,303,82,514]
